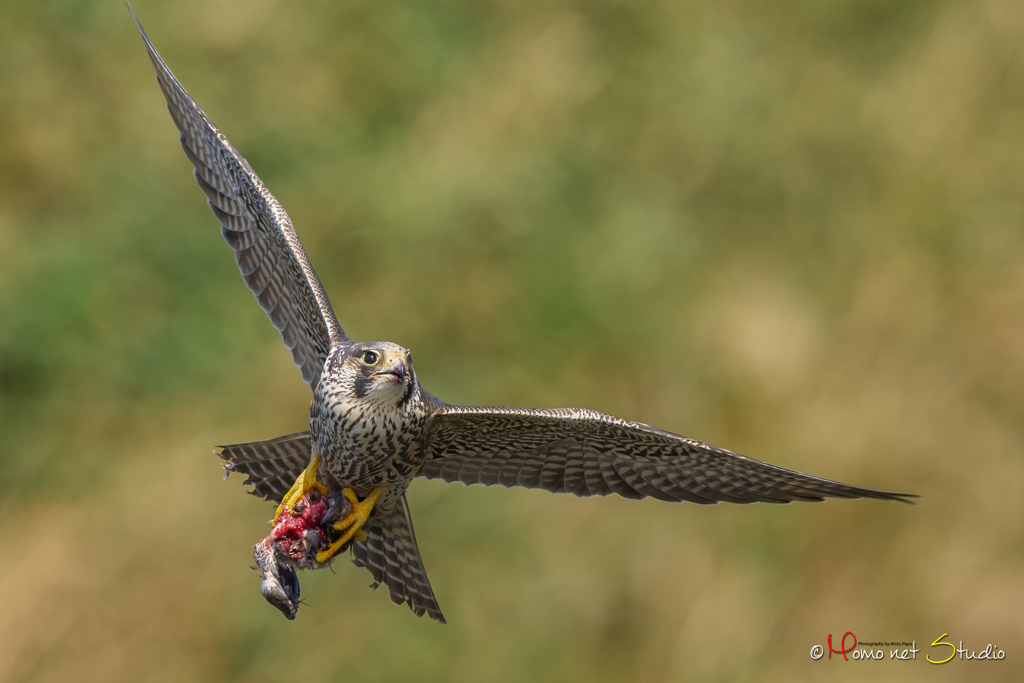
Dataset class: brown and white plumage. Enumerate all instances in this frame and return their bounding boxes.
[352,495,445,622]
[134,6,912,625]
[131,8,348,390]
[222,409,912,508]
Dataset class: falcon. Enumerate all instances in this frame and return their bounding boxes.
[131,8,914,625]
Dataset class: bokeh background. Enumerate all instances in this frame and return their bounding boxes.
[1,0,1022,680]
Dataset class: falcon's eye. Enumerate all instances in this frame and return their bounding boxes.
[362,350,380,365]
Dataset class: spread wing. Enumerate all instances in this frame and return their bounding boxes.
[132,9,350,390]
[422,406,915,504]
[216,410,915,505]
[218,432,312,502]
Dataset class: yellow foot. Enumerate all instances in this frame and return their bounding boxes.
[274,455,329,522]
[315,488,382,564]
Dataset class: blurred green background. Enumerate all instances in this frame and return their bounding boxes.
[1,0,1022,681]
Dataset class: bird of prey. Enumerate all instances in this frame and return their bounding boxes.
[132,9,913,624]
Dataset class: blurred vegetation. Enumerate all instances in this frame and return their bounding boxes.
[1,0,1023,681]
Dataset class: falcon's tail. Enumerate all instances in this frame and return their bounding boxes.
[353,494,446,624]
[217,431,311,503]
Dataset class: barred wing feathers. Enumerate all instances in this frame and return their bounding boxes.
[423,406,915,505]
[352,494,446,623]
[218,432,312,502]
[215,409,914,506]
[133,11,349,390]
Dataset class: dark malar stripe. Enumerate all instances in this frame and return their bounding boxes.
[396,375,416,408]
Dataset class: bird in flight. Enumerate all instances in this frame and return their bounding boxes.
[131,7,913,625]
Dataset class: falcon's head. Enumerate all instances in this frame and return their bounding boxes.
[329,341,416,407]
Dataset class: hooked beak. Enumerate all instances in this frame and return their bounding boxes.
[374,358,407,383]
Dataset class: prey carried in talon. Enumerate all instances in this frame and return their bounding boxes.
[270,452,379,564]
[274,454,328,523]
[253,477,374,616]
[316,488,381,563]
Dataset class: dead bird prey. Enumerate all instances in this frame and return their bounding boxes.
[131,8,914,624]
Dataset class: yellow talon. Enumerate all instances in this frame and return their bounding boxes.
[274,454,329,522]
[315,487,381,563]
